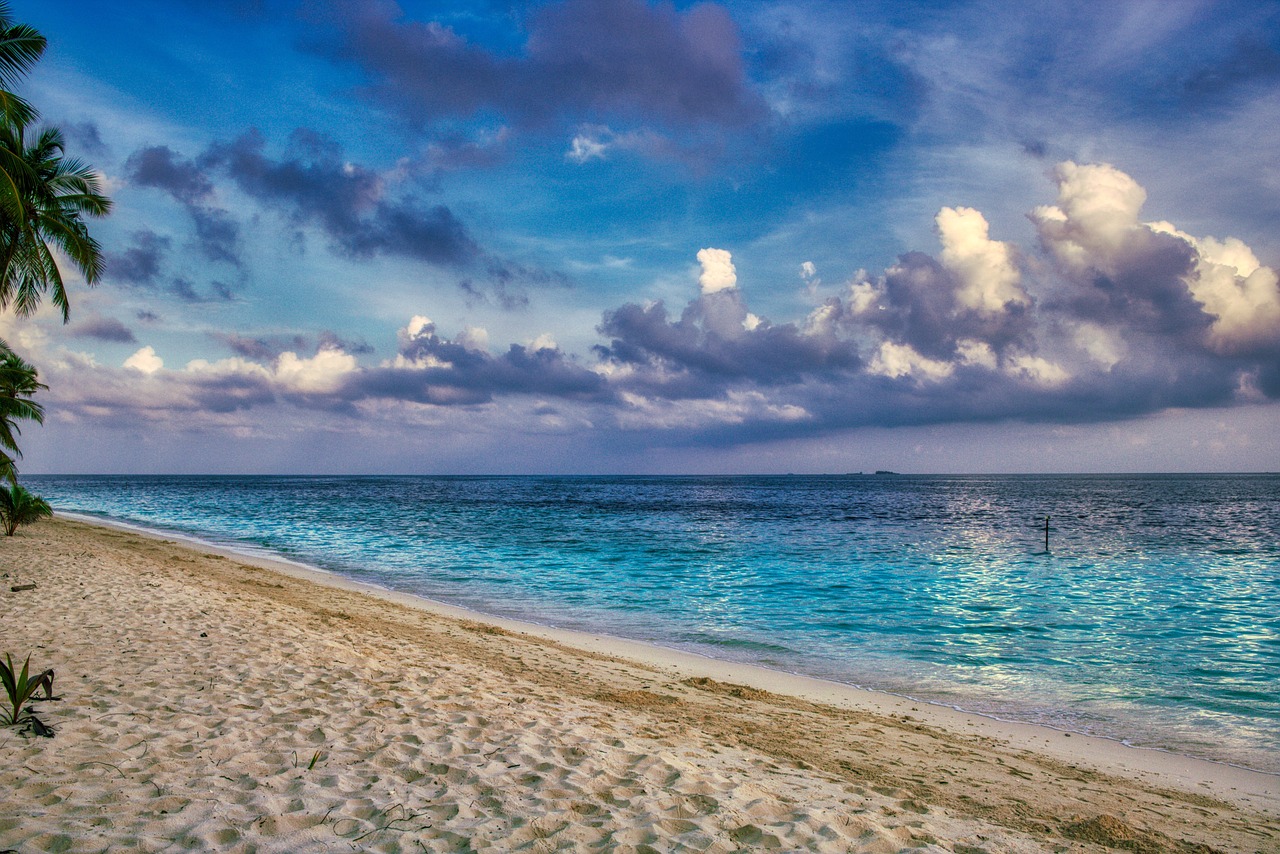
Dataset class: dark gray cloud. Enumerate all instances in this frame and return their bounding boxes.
[126,146,214,205]
[105,230,170,286]
[203,129,480,266]
[213,332,297,361]
[862,253,1033,360]
[61,120,107,156]
[318,330,374,355]
[70,316,136,344]
[1043,228,1208,342]
[302,0,766,130]
[596,290,860,399]
[124,146,244,267]
[192,209,243,268]
[349,321,607,407]
[124,130,554,305]
[212,330,372,360]
[168,277,235,303]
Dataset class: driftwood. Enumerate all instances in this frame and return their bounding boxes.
[9,583,36,592]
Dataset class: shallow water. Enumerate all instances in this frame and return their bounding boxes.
[28,473,1280,772]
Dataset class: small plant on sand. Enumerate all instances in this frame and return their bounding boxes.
[0,653,56,735]
[0,482,51,535]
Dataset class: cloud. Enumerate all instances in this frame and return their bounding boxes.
[70,316,136,344]
[303,0,765,134]
[275,347,359,394]
[38,161,1280,450]
[124,346,164,374]
[1147,222,1280,353]
[125,145,214,204]
[1033,161,1280,353]
[61,120,107,156]
[357,316,607,406]
[124,146,243,268]
[867,341,953,381]
[203,129,479,267]
[696,247,737,294]
[935,206,1028,314]
[567,133,608,164]
[105,230,170,287]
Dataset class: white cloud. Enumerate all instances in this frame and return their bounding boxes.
[869,341,954,381]
[1030,161,1280,354]
[403,315,435,340]
[956,338,997,369]
[528,333,558,352]
[457,326,490,352]
[184,356,271,379]
[1005,354,1070,386]
[1148,222,1280,352]
[615,390,809,430]
[274,348,358,394]
[936,206,1029,313]
[566,134,608,163]
[124,346,163,374]
[1030,161,1147,274]
[847,277,880,314]
[696,247,737,294]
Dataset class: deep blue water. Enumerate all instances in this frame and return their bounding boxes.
[25,474,1280,772]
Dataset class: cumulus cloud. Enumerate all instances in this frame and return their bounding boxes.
[868,341,954,381]
[43,161,1280,448]
[275,347,359,394]
[1033,161,1280,354]
[124,346,163,374]
[1147,222,1280,352]
[936,206,1028,314]
[696,247,737,294]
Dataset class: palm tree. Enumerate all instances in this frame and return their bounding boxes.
[0,342,44,483]
[0,481,51,535]
[0,2,44,128]
[0,3,46,234]
[0,123,111,321]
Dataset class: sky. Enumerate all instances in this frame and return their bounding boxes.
[8,0,1280,474]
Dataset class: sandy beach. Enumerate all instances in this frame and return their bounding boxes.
[1,517,1277,852]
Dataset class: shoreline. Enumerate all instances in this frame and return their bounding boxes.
[55,514,1280,788]
[3,516,1278,851]
[51,514,1280,811]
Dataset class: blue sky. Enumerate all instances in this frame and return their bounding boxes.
[9,0,1280,473]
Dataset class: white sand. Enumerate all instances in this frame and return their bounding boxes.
[1,517,1277,852]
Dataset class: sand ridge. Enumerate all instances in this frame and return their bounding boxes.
[1,517,1277,852]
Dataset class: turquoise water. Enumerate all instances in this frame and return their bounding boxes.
[26,474,1280,772]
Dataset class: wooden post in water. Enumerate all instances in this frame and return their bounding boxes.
[1044,516,1050,552]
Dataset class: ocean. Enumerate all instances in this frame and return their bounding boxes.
[24,473,1280,773]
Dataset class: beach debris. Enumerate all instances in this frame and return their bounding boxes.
[9,583,36,592]
[22,714,54,738]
